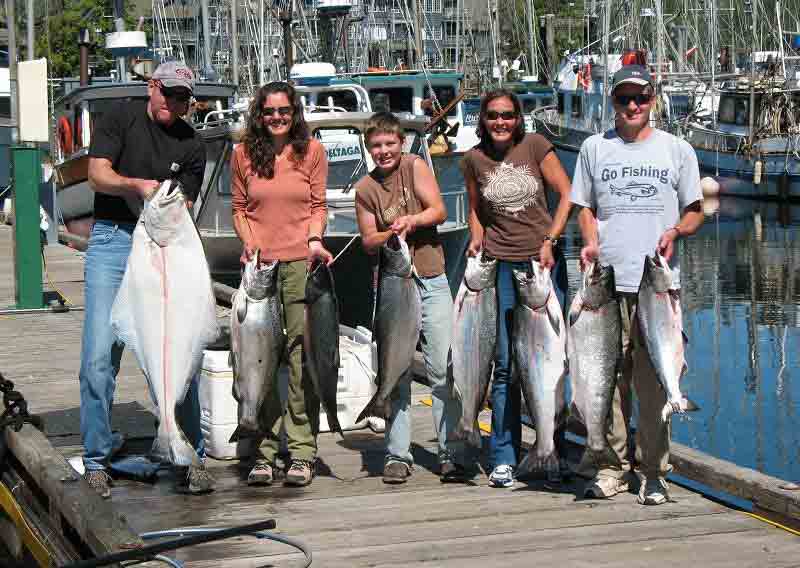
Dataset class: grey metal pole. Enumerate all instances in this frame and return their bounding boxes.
[6,0,18,142]
[600,0,610,127]
[414,0,423,65]
[200,0,214,78]
[231,0,239,86]
[26,0,34,60]
[525,0,536,79]
[455,0,462,70]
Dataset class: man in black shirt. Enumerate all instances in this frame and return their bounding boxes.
[79,61,213,498]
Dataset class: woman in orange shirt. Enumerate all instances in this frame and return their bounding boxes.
[230,81,332,487]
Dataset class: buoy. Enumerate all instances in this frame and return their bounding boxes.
[753,160,763,185]
[702,196,720,216]
[700,176,720,196]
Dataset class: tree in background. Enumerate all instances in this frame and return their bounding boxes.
[35,0,138,78]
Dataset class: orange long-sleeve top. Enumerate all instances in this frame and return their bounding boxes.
[230,139,329,262]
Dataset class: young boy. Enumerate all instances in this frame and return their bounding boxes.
[354,111,463,483]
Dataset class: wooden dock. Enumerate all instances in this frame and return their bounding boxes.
[1,224,799,566]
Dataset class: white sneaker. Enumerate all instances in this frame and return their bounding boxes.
[638,476,670,505]
[489,464,514,488]
[584,476,629,499]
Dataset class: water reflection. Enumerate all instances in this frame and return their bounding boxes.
[559,197,800,482]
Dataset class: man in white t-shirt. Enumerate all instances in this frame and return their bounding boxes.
[570,65,704,505]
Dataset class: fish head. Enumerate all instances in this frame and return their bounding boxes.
[512,260,551,308]
[463,252,498,291]
[642,251,673,293]
[306,261,335,304]
[381,234,414,277]
[241,252,279,300]
[582,262,616,308]
[143,179,187,246]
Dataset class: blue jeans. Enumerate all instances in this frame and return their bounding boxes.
[386,273,461,466]
[79,220,204,473]
[490,252,567,469]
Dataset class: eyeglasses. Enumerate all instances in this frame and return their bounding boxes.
[485,110,517,121]
[159,85,191,103]
[613,93,652,107]
[263,106,293,117]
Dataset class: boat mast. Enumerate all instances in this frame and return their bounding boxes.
[259,0,265,85]
[231,0,239,86]
[709,0,717,130]
[525,0,537,79]
[600,0,611,127]
[455,0,462,70]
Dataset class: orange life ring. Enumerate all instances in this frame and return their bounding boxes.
[57,116,74,156]
[74,112,83,150]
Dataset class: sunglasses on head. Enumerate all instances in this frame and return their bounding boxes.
[614,93,652,107]
[485,110,517,121]
[159,84,191,103]
[263,106,293,117]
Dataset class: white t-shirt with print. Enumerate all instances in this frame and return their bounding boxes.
[570,128,702,292]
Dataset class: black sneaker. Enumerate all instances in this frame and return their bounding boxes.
[382,461,411,484]
[84,470,112,499]
[439,462,466,483]
[175,463,216,495]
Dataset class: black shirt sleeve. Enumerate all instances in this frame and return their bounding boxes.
[89,103,126,164]
[179,138,206,202]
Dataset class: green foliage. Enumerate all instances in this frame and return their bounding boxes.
[35,0,141,78]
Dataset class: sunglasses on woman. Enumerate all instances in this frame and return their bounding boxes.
[263,106,293,117]
[485,110,517,121]
[614,93,652,107]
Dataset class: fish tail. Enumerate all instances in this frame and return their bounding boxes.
[681,397,700,412]
[356,393,385,423]
[228,424,260,443]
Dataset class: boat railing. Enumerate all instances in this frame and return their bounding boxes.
[439,189,467,227]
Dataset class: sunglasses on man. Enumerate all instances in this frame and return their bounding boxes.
[159,84,192,103]
[263,106,293,117]
[613,93,652,107]
[485,110,518,121]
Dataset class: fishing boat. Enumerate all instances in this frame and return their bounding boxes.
[194,111,469,328]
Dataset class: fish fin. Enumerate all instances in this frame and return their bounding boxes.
[568,304,582,328]
[545,299,561,336]
[569,401,584,425]
[660,402,676,422]
[681,397,700,412]
[682,330,689,345]
[236,293,248,323]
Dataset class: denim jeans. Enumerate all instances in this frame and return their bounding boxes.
[490,251,568,469]
[386,273,460,466]
[80,220,204,473]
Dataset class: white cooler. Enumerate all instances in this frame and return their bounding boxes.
[198,325,379,460]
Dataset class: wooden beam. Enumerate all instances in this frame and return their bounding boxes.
[668,441,800,521]
[3,423,146,557]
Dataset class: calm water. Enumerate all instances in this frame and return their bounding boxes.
[558,195,800,482]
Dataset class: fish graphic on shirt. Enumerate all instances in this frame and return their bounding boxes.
[609,182,658,201]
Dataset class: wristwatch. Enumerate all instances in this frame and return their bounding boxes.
[543,235,559,247]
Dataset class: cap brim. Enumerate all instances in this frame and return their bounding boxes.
[159,78,194,92]
[612,78,651,90]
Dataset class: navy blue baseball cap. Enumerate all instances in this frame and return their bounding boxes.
[611,65,654,92]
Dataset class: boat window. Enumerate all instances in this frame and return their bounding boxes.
[424,85,458,117]
[369,87,413,113]
[540,96,553,107]
[314,90,360,112]
[0,96,10,118]
[557,93,565,114]
[314,127,366,189]
[521,98,538,113]
[718,96,736,124]
[734,98,748,125]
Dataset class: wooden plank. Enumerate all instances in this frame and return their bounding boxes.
[3,423,145,557]
[669,441,800,521]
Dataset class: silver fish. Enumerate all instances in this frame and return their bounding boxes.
[514,261,568,477]
[229,253,285,442]
[637,252,699,421]
[111,179,219,467]
[304,261,343,435]
[450,252,497,448]
[357,234,421,421]
[568,262,621,454]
